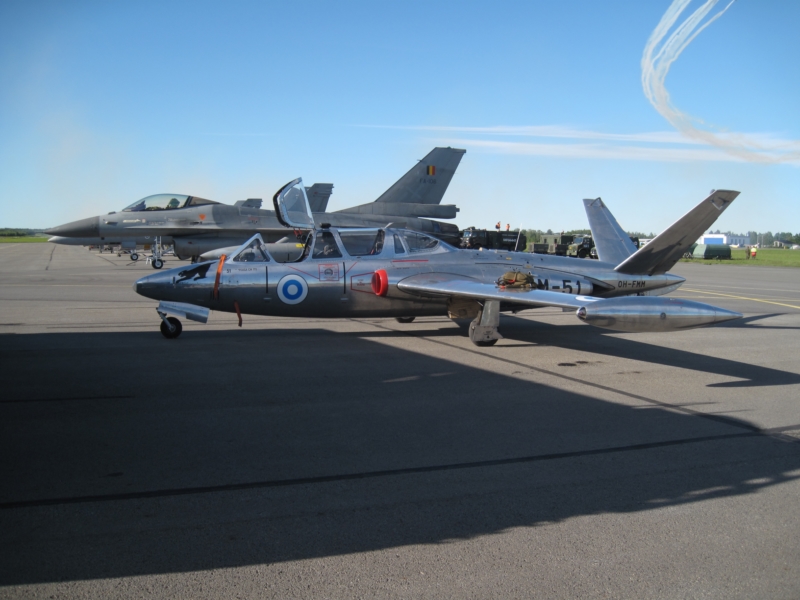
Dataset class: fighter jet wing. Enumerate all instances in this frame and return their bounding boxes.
[396,273,599,310]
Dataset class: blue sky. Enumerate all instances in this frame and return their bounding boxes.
[1,0,798,234]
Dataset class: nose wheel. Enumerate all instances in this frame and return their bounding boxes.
[130,252,139,261]
[395,316,416,323]
[158,313,183,339]
[145,236,165,269]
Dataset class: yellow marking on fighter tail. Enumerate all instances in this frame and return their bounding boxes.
[682,287,800,310]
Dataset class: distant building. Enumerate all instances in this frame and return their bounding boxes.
[697,233,748,246]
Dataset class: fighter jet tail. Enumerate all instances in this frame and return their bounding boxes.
[335,147,466,218]
[306,183,334,213]
[583,197,638,265]
[614,189,740,276]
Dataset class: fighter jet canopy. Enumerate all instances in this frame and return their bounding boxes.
[122,194,219,212]
[273,178,314,229]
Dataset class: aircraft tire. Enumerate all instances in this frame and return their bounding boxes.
[160,317,182,339]
[473,339,498,347]
[130,253,139,261]
[396,317,416,324]
[152,259,164,269]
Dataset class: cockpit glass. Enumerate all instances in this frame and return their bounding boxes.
[394,234,406,254]
[312,231,343,259]
[339,230,385,257]
[232,237,271,262]
[402,231,439,253]
[122,194,190,212]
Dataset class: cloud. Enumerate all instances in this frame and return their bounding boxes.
[432,138,757,163]
[356,124,800,165]
[642,0,800,164]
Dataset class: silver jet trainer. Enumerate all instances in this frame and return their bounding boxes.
[135,179,742,346]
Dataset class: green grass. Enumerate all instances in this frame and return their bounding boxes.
[680,247,800,268]
[0,236,49,243]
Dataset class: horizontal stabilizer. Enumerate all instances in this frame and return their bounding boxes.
[615,189,740,276]
[583,197,638,265]
[306,183,334,213]
[372,147,466,205]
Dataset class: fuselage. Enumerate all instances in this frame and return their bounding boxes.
[135,227,684,319]
[46,196,461,257]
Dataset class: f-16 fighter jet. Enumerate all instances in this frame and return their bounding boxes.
[134,178,742,346]
[46,147,466,268]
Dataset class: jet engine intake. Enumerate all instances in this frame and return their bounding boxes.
[576,297,741,332]
[371,269,389,296]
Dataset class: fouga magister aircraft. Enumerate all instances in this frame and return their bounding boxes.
[134,179,742,345]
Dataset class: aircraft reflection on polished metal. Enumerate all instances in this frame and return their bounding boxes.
[46,147,466,269]
[135,179,742,346]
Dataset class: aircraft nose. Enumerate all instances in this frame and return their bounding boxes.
[44,216,99,237]
[134,272,169,299]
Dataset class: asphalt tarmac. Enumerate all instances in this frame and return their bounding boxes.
[1,243,799,599]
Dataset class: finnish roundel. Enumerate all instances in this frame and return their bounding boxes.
[277,274,308,305]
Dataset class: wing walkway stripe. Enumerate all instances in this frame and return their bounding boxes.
[0,432,757,510]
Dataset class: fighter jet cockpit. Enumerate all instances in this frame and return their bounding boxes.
[229,234,272,262]
[122,194,219,212]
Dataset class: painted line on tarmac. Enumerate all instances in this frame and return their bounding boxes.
[0,431,758,509]
[682,287,800,310]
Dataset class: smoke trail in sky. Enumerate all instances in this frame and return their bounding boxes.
[642,0,800,164]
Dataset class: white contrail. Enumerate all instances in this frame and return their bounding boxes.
[642,0,800,164]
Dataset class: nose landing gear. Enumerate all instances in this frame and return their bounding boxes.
[158,312,182,339]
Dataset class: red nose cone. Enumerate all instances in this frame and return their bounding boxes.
[371,269,389,296]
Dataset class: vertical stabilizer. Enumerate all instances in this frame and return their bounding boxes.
[583,197,638,265]
[306,183,334,212]
[373,147,466,205]
[615,190,739,275]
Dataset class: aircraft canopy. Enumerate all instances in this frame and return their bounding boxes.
[122,194,219,212]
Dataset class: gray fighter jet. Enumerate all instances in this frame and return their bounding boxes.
[134,179,742,346]
[46,147,466,268]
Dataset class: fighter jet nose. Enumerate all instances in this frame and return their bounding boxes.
[45,216,99,237]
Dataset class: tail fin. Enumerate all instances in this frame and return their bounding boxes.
[583,197,638,265]
[305,183,334,212]
[373,147,466,205]
[615,189,740,276]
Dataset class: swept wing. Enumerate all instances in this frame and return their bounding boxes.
[397,273,597,310]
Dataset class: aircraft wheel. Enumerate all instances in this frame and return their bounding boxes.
[473,339,498,347]
[396,317,416,324]
[160,317,182,339]
[130,253,139,261]
[152,259,164,269]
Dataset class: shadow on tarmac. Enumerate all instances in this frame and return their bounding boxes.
[1,324,799,585]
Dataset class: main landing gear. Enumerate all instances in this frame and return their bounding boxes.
[395,316,416,323]
[469,300,502,347]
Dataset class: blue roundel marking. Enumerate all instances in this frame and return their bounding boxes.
[277,274,308,304]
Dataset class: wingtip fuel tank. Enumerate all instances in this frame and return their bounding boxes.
[576,297,742,332]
